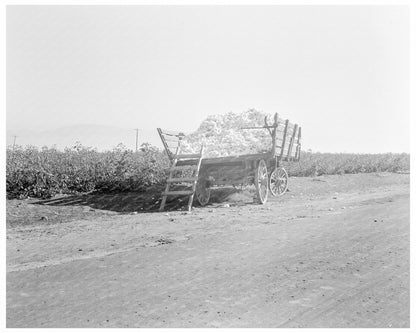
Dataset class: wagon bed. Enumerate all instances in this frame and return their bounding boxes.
[157,112,302,211]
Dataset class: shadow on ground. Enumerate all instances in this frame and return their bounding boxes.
[32,186,253,213]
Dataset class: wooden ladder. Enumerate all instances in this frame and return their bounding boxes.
[159,145,204,212]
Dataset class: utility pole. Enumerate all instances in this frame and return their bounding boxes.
[10,135,18,164]
[134,129,141,152]
[12,135,17,151]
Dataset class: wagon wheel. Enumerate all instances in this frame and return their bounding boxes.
[254,159,269,204]
[269,167,289,196]
[196,177,211,206]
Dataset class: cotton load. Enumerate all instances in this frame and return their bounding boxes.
[181,109,273,157]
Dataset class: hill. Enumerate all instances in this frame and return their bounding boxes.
[6,124,162,151]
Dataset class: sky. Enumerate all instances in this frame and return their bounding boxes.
[6,5,409,153]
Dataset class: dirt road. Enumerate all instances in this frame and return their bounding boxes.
[6,173,410,327]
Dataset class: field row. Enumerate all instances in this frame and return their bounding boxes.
[6,144,409,199]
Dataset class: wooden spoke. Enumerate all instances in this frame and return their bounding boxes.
[269,167,288,196]
[254,159,268,204]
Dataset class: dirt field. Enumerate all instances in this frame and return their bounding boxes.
[6,172,410,328]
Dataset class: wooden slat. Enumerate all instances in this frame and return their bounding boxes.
[162,190,194,196]
[186,144,205,211]
[174,153,202,159]
[290,145,299,156]
[159,151,177,210]
[167,177,198,183]
[160,129,186,137]
[279,119,290,158]
[283,145,295,158]
[295,127,302,160]
[286,124,298,159]
[170,165,198,171]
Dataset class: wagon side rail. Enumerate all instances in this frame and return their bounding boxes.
[157,128,186,163]
[269,115,301,162]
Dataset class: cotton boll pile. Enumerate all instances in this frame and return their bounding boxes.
[181,109,274,157]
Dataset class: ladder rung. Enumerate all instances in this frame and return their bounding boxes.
[167,177,198,183]
[162,190,194,196]
[170,165,198,171]
[174,154,202,159]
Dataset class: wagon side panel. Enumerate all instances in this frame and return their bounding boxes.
[293,127,302,161]
[273,118,288,158]
[273,120,301,161]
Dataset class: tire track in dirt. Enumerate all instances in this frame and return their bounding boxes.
[7,235,192,272]
[6,188,408,273]
[6,173,410,327]
[7,193,409,327]
[277,243,409,328]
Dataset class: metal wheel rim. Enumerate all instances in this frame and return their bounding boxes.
[269,167,288,196]
[255,160,268,204]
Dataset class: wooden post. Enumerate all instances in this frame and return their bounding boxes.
[280,119,289,160]
[187,144,204,211]
[271,113,279,157]
[159,148,181,211]
[157,128,173,162]
[287,124,298,161]
[296,127,302,160]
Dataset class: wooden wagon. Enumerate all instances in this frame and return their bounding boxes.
[157,113,301,211]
